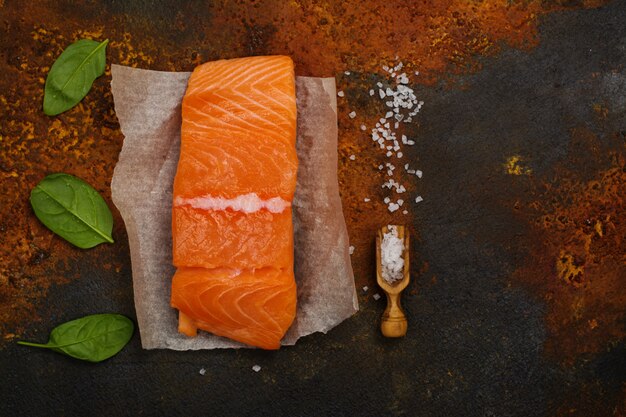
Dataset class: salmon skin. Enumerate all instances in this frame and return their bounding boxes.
[171,56,298,350]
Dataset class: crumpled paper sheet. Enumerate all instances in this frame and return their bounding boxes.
[110,64,358,349]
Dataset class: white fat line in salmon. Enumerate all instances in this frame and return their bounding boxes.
[174,193,291,214]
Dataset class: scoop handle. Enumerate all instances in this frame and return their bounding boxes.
[381,292,407,337]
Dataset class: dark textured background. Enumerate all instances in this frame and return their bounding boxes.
[1,1,624,416]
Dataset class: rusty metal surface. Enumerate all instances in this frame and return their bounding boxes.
[1,1,625,416]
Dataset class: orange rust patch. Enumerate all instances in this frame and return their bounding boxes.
[209,0,609,80]
[505,155,532,176]
[0,0,608,342]
[511,129,625,364]
[0,24,135,341]
[556,250,585,287]
[592,103,610,120]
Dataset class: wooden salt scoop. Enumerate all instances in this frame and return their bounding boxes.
[376,225,410,338]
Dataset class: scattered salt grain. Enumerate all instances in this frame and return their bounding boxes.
[361,59,425,212]
[349,245,355,255]
[252,365,261,373]
[348,111,356,119]
[364,197,371,202]
[349,154,356,161]
[362,286,369,292]
[199,368,206,375]
[380,225,405,283]
[344,71,351,75]
[415,196,423,203]
[337,91,344,97]
[373,293,381,301]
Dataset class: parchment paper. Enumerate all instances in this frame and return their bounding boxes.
[110,64,358,350]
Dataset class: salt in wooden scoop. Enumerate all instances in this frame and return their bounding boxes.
[376,225,410,337]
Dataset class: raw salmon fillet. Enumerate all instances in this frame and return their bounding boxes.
[171,56,298,349]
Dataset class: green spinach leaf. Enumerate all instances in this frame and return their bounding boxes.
[43,38,109,116]
[30,173,114,248]
[18,314,134,363]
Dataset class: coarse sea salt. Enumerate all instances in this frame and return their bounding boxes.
[199,368,206,375]
[380,225,405,284]
[337,91,344,97]
[363,286,369,292]
[349,245,355,255]
[349,59,424,215]
[252,365,261,372]
[373,293,381,301]
[175,193,290,214]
